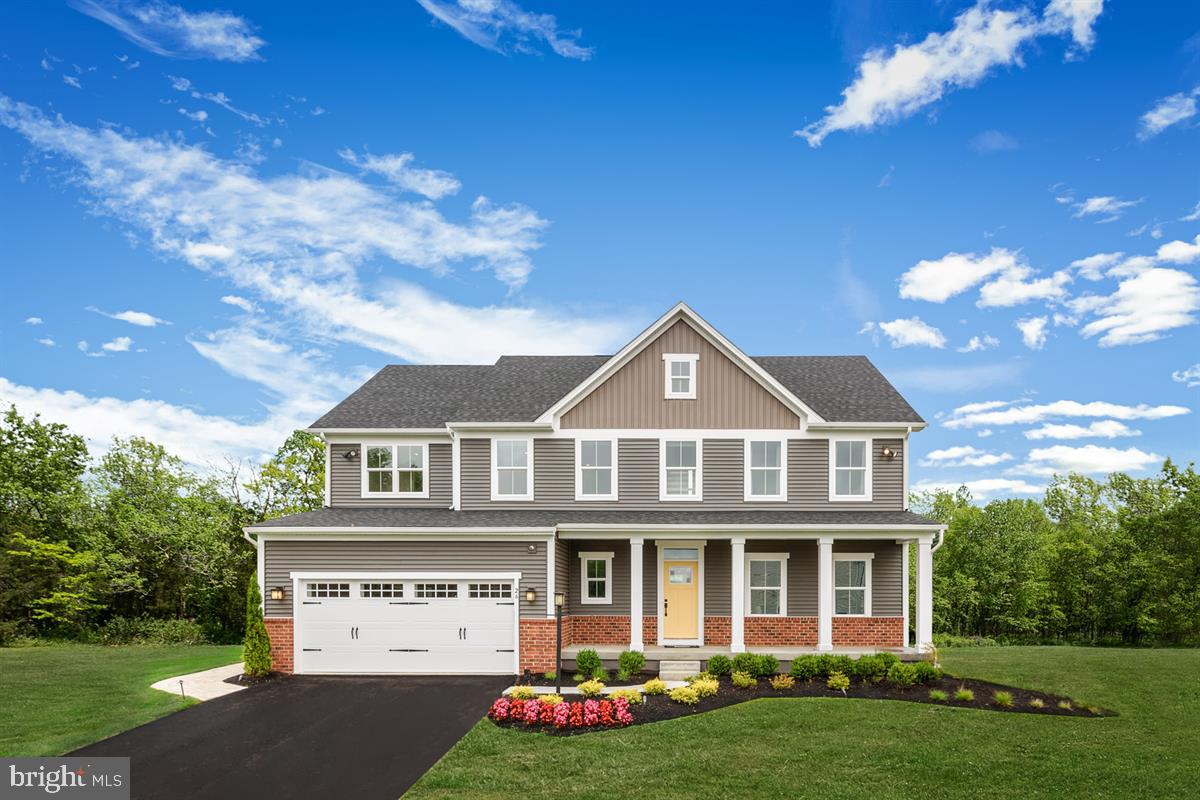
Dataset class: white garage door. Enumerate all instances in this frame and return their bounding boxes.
[295,578,517,674]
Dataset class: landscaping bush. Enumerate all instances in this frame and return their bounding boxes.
[731,651,759,675]
[689,676,719,697]
[754,654,780,677]
[875,652,901,670]
[642,678,667,695]
[578,679,605,698]
[0,620,24,646]
[540,694,564,705]
[1057,700,1072,711]
[929,689,948,702]
[509,685,537,700]
[706,654,732,676]
[933,633,998,648]
[543,671,557,682]
[669,685,700,705]
[609,688,642,705]
[618,649,646,676]
[770,674,795,690]
[572,673,587,682]
[575,648,602,675]
[789,655,820,680]
[242,575,271,677]
[616,669,630,682]
[827,671,850,694]
[993,690,1014,708]
[731,670,757,689]
[886,662,918,687]
[852,654,887,681]
[954,687,974,702]
[1029,697,1045,709]
[592,668,610,682]
[912,661,942,684]
[95,616,209,646]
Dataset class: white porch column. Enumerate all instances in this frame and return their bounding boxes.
[730,537,746,653]
[916,538,933,652]
[629,537,644,652]
[817,536,834,651]
[900,540,911,648]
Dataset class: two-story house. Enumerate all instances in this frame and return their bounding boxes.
[245,303,944,676]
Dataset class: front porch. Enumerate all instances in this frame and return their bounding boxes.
[560,643,926,672]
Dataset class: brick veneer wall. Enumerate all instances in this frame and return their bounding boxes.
[642,615,656,645]
[832,616,905,647]
[566,615,630,645]
[519,618,558,673]
[704,616,732,646]
[744,616,818,647]
[264,618,294,674]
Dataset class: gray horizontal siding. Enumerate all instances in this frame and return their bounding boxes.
[263,539,547,619]
[835,540,903,617]
[567,539,631,615]
[329,442,452,508]
[748,539,818,616]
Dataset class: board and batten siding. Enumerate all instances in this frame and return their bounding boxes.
[561,320,803,429]
[459,437,903,511]
[262,539,547,618]
[329,443,452,507]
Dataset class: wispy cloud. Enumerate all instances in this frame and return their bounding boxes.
[1023,420,1140,439]
[943,398,1190,429]
[1137,87,1199,140]
[24,317,43,325]
[70,0,265,62]
[339,148,462,200]
[88,306,171,327]
[920,445,1013,468]
[1012,444,1162,476]
[1173,363,1200,388]
[1072,195,1141,223]
[219,295,258,313]
[415,0,593,60]
[797,0,1104,146]
[168,75,269,126]
[37,338,57,347]
[912,477,1043,500]
[860,317,947,349]
[969,129,1018,153]
[957,334,1000,353]
[62,75,83,89]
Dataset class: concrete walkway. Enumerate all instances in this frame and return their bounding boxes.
[151,661,246,701]
[503,680,687,696]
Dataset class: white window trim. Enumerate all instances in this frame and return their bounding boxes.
[574,438,619,502]
[662,353,699,400]
[744,438,788,502]
[828,437,873,502]
[744,552,789,616]
[659,438,703,502]
[579,551,614,605]
[833,552,874,617]
[360,442,431,499]
[491,437,534,501]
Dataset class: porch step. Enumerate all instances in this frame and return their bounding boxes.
[658,660,702,681]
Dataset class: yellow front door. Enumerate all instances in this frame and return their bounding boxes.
[663,560,698,640]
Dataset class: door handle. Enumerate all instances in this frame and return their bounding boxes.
[664,599,669,616]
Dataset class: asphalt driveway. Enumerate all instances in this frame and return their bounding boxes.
[72,675,510,800]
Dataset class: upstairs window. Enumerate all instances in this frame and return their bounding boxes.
[663,353,699,399]
[746,439,786,501]
[363,443,428,497]
[830,439,871,501]
[661,439,702,501]
[492,438,533,501]
[834,554,873,615]
[576,439,617,500]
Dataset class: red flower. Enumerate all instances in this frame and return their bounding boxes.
[568,701,584,728]
[539,701,555,724]
[509,698,525,720]
[599,699,615,726]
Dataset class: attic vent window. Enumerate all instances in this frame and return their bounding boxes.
[663,353,699,399]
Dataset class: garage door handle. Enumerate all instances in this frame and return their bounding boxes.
[302,648,322,652]
[495,649,514,653]
[389,648,429,652]
[389,601,428,605]
[302,601,321,605]
[496,601,514,605]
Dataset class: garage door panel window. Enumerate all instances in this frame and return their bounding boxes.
[307,582,350,598]
[363,443,428,498]
[360,582,402,598]
[468,583,512,599]
[415,583,458,599]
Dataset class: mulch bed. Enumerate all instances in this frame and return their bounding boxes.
[223,672,283,687]
[490,674,1114,736]
[517,671,656,687]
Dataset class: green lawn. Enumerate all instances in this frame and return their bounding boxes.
[0,643,242,756]
[406,647,1200,800]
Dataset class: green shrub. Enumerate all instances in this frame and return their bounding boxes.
[789,655,820,680]
[243,574,272,677]
[912,661,942,684]
[852,655,887,681]
[770,674,795,690]
[618,649,646,676]
[954,688,975,702]
[0,620,25,646]
[1029,697,1045,709]
[592,668,610,682]
[886,662,918,687]
[993,690,1014,708]
[578,679,605,698]
[575,648,602,675]
[609,688,642,705]
[706,654,733,676]
[97,616,209,646]
[509,685,538,700]
[933,633,999,648]
[616,668,631,682]
[731,652,759,675]
[690,676,719,697]
[827,671,850,694]
[572,672,586,683]
[669,686,699,705]
[929,689,948,702]
[543,671,557,682]
[731,670,757,689]
[1057,700,1072,711]
[875,651,901,670]
[643,678,668,695]
[755,654,780,677]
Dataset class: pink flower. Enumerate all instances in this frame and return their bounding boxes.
[582,698,600,726]
[487,697,510,722]
[613,696,633,726]
[523,698,541,725]
[553,702,570,729]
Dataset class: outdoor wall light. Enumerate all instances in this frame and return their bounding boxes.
[269,586,285,601]
[525,587,537,603]
[343,448,359,459]
[881,446,897,460]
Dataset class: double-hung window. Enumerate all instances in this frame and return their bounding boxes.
[663,353,699,399]
[833,554,873,616]
[362,443,428,497]
[745,439,786,501]
[661,439,702,501]
[579,551,613,604]
[492,438,533,501]
[830,439,871,501]
[576,439,617,501]
[745,554,788,616]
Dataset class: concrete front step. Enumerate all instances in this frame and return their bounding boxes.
[658,659,702,680]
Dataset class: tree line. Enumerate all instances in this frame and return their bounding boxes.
[2,405,1197,647]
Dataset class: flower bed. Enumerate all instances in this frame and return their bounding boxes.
[488,696,633,735]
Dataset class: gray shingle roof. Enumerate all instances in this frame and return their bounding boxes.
[248,507,941,529]
[309,354,922,429]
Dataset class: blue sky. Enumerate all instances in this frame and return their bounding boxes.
[1,0,1198,499]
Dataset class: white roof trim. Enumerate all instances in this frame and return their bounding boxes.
[535,302,827,425]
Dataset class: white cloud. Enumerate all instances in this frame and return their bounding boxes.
[220,295,258,313]
[1182,202,1200,223]
[977,266,1071,307]
[416,0,593,60]
[100,336,133,352]
[37,338,56,347]
[24,316,43,325]
[970,129,1018,153]
[167,75,269,126]
[1014,444,1162,476]
[944,398,1189,429]
[862,317,947,348]
[920,445,1013,467]
[88,306,170,327]
[70,0,265,62]
[797,0,1103,146]
[76,340,88,352]
[1073,195,1141,223]
[1137,87,1199,140]
[1016,316,1048,349]
[1023,420,1140,439]
[1070,251,1123,280]
[957,333,1000,352]
[0,94,631,363]
[1155,234,1200,265]
[912,477,1043,500]
[899,248,1019,303]
[1172,363,1200,388]
[977,429,993,438]
[177,107,207,122]
[1077,267,1200,346]
[62,75,83,89]
[338,148,461,200]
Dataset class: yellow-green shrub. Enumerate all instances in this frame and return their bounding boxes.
[770,674,795,690]
[609,688,642,705]
[578,679,605,698]
[642,678,668,695]
[731,670,757,689]
[827,671,850,694]
[509,685,537,700]
[690,676,719,697]
[669,685,699,705]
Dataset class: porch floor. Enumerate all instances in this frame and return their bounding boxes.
[562,644,923,662]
